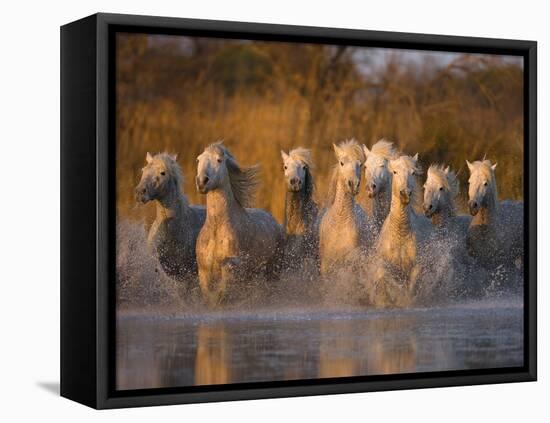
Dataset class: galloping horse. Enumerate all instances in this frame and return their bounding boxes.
[135,152,206,283]
[195,142,283,306]
[372,154,431,305]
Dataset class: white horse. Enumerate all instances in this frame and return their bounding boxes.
[362,139,397,233]
[422,164,473,298]
[280,147,319,267]
[195,142,284,306]
[135,152,206,283]
[466,159,523,269]
[370,154,431,305]
[319,139,373,276]
[423,164,471,239]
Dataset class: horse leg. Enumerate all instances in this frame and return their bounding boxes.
[199,270,217,308]
[218,257,241,305]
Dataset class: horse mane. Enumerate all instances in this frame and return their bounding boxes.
[337,138,366,163]
[370,139,397,160]
[289,147,315,170]
[206,141,260,208]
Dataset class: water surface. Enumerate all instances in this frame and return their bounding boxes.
[116,301,523,390]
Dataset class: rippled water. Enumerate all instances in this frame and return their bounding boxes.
[116,301,523,390]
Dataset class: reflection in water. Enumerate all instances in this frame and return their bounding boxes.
[195,325,231,385]
[116,303,523,390]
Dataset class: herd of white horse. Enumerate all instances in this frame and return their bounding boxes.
[134,139,524,307]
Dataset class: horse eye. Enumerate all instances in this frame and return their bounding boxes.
[217,158,222,163]
[160,171,165,176]
[393,171,397,175]
[439,187,444,191]
[284,165,287,170]
[303,165,307,170]
[484,181,488,186]
[340,161,344,166]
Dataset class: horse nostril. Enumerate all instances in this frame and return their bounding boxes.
[348,180,353,188]
[428,204,433,210]
[203,176,209,184]
[372,183,376,189]
[290,177,298,185]
[473,201,478,208]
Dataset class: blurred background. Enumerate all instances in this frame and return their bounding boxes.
[116,33,524,223]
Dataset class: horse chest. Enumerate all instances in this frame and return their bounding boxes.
[321,215,359,260]
[199,224,237,271]
[379,231,416,271]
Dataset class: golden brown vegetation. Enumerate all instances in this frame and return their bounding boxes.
[116,33,523,224]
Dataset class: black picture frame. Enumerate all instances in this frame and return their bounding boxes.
[60,12,537,409]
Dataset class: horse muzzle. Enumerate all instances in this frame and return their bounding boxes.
[196,175,210,194]
[135,187,150,204]
[288,177,302,192]
[347,180,360,196]
[400,189,411,205]
[423,203,435,217]
[468,200,480,216]
[366,183,378,198]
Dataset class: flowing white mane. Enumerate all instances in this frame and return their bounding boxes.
[369,139,397,160]
[288,147,315,170]
[336,138,366,163]
[205,141,260,208]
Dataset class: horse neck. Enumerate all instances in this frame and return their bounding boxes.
[285,174,316,235]
[331,177,355,221]
[155,184,188,221]
[388,193,413,239]
[205,182,243,224]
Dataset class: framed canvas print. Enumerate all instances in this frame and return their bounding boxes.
[60,13,537,409]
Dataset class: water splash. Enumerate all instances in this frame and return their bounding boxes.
[116,219,523,312]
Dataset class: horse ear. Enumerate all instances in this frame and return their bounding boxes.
[412,153,419,163]
[280,150,289,161]
[333,143,342,157]
[491,162,498,171]
[362,144,370,157]
[171,153,178,161]
[466,160,473,172]
[146,152,153,163]
[444,166,450,174]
